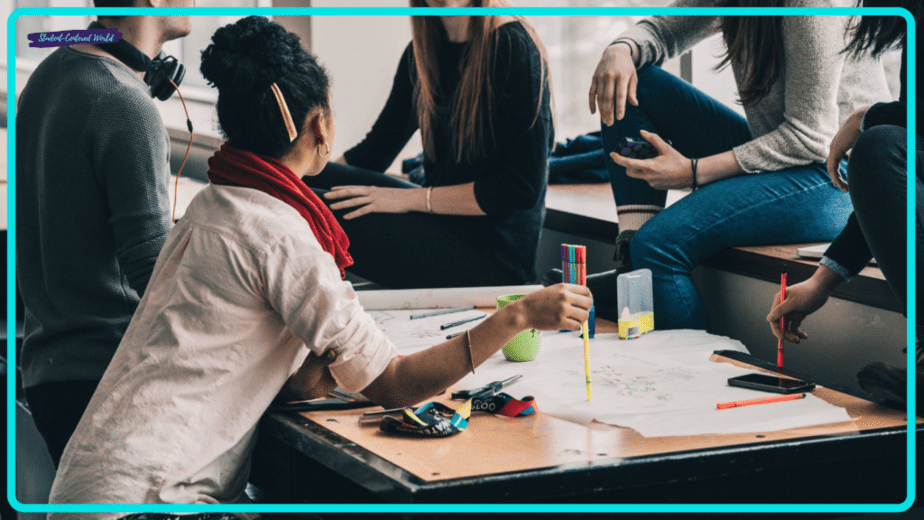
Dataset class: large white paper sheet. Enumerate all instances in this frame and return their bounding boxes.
[446,329,854,437]
[363,290,855,437]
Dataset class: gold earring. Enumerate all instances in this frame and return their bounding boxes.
[317,142,331,157]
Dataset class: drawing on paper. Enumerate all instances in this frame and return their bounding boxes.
[563,364,675,404]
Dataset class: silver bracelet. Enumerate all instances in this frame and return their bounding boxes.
[426,186,434,213]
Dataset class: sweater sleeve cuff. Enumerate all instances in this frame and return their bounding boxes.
[615,25,659,67]
[820,256,853,283]
[731,142,764,174]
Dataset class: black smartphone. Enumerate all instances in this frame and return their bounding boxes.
[727,374,815,394]
[616,136,672,159]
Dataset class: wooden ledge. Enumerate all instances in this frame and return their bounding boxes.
[545,183,620,241]
[544,184,899,313]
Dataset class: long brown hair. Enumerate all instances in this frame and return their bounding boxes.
[844,0,920,58]
[716,0,786,106]
[409,0,552,163]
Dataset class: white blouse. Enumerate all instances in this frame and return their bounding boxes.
[48,184,396,518]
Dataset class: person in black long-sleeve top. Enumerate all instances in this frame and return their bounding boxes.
[768,0,922,410]
[302,0,553,289]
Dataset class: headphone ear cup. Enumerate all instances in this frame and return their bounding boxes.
[91,26,185,102]
[147,57,186,101]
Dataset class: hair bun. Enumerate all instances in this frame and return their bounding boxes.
[200,15,303,94]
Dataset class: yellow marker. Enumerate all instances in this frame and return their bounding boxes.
[583,321,592,401]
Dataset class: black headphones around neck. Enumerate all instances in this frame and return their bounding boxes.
[88,21,185,101]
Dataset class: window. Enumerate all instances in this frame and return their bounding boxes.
[165,0,273,97]
[526,1,664,139]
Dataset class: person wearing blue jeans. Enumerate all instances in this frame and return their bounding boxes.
[543,1,891,329]
[603,64,854,330]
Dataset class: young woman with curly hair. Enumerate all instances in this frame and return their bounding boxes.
[46,16,589,518]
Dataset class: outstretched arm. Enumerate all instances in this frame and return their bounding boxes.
[264,234,592,409]
[360,284,593,409]
[324,182,487,220]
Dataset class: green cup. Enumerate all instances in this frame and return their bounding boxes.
[497,294,541,362]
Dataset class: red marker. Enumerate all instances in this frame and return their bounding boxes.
[777,268,787,371]
[717,392,805,410]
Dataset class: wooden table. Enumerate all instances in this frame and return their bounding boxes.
[251,317,919,506]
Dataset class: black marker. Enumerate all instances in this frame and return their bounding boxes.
[440,314,486,331]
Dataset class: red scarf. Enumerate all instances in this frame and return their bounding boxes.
[207,144,353,278]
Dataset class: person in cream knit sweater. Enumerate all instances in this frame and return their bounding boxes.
[544,0,890,331]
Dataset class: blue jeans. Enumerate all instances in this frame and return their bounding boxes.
[602,65,853,330]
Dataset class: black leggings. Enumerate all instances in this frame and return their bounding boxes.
[847,124,923,329]
[303,162,520,289]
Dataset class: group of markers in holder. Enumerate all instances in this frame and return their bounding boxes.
[562,244,593,402]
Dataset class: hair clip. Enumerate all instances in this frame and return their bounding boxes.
[270,82,298,142]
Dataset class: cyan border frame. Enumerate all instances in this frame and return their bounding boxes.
[5,5,916,515]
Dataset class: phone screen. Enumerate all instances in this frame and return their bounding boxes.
[732,374,809,389]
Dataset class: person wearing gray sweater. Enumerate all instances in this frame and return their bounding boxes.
[547,0,891,330]
[15,8,191,467]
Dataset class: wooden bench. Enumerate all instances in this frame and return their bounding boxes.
[544,183,899,313]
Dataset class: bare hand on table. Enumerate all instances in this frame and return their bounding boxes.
[610,130,693,190]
